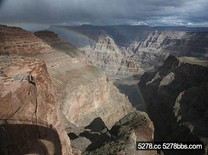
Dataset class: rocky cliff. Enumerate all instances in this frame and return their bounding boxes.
[139,55,208,155]
[130,30,208,71]
[0,25,51,55]
[0,25,156,154]
[67,111,156,155]
[32,30,134,129]
[84,111,156,155]
[84,34,143,79]
[0,56,72,154]
[34,30,84,59]
[50,26,208,79]
[33,30,157,155]
[34,50,133,129]
[33,31,155,154]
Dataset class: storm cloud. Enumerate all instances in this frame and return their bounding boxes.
[0,0,207,26]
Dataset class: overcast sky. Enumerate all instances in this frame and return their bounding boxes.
[0,0,208,27]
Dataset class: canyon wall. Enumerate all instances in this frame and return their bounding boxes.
[0,56,72,154]
[78,111,156,155]
[33,40,134,129]
[34,30,84,59]
[129,30,208,71]
[0,25,51,55]
[0,25,156,154]
[139,55,208,155]
[84,35,144,79]
[52,26,208,78]
[129,31,186,71]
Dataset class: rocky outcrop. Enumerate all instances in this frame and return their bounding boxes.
[35,30,85,59]
[68,111,156,155]
[84,35,143,78]
[0,25,51,55]
[139,55,208,155]
[34,50,133,129]
[34,31,63,46]
[129,30,208,71]
[0,56,72,154]
[128,31,186,71]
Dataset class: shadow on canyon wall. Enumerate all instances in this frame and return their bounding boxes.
[0,123,62,155]
[114,82,146,112]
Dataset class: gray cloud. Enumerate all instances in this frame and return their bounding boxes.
[0,0,207,26]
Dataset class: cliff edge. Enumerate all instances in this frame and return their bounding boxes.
[0,56,72,154]
[139,55,208,155]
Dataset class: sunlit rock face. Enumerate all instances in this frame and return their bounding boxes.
[0,56,72,155]
[84,34,144,78]
[52,26,208,77]
[0,25,51,55]
[34,27,155,154]
[139,55,208,155]
[34,50,133,129]
[33,31,134,130]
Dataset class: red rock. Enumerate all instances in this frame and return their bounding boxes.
[0,25,51,56]
[0,56,72,154]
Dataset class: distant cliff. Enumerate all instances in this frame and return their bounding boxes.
[139,55,208,155]
[34,30,84,58]
[129,30,208,71]
[52,26,208,76]
[84,34,144,78]
[0,25,51,55]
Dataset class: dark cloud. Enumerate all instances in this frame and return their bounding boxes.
[0,0,5,8]
[0,0,207,26]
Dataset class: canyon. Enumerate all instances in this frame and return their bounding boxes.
[0,24,208,155]
[0,25,156,155]
[51,25,208,79]
[48,25,208,155]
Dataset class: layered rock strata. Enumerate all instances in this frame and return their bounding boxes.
[34,30,85,59]
[0,56,72,154]
[34,51,133,129]
[130,30,208,71]
[32,30,134,129]
[0,25,51,55]
[84,35,143,79]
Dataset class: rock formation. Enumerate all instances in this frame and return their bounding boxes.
[0,25,51,55]
[139,55,208,155]
[33,44,133,129]
[34,30,63,46]
[53,25,208,76]
[129,30,208,71]
[33,30,156,153]
[0,56,72,154]
[68,111,156,155]
[0,25,157,154]
[84,34,143,79]
[34,30,84,59]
